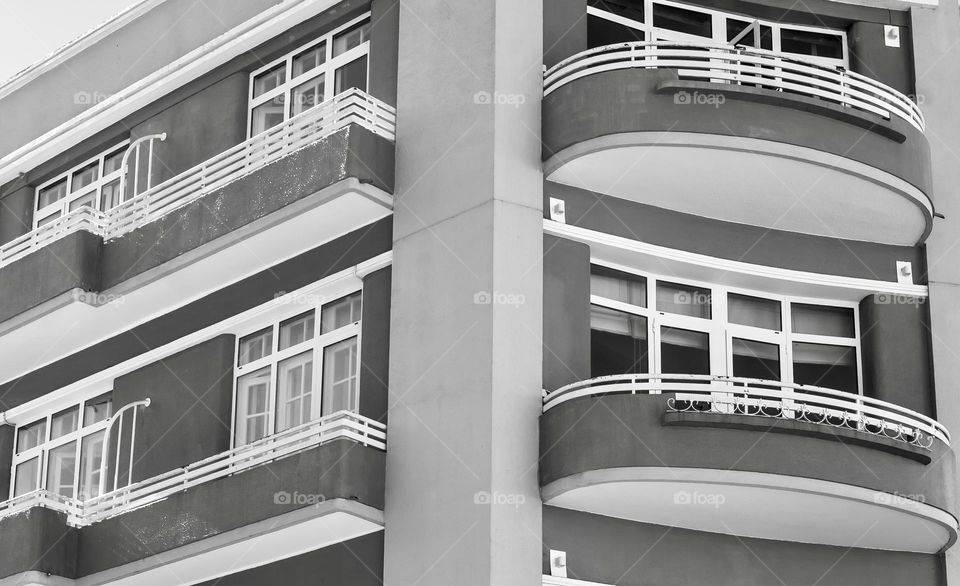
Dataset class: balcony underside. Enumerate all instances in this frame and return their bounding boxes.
[542,67,934,246]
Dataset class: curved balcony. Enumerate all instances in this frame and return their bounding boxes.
[540,374,957,553]
[542,42,934,245]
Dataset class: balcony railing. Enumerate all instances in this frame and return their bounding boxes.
[543,374,950,450]
[0,88,396,271]
[0,411,386,528]
[543,42,925,132]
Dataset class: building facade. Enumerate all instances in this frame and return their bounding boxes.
[0,0,958,584]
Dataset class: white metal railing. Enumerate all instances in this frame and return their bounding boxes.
[0,88,396,270]
[543,41,925,133]
[543,374,949,449]
[0,411,386,527]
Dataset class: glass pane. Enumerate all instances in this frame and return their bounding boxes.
[239,327,273,366]
[588,14,645,47]
[660,326,710,375]
[652,3,712,38]
[46,441,77,498]
[332,21,370,57]
[780,29,843,60]
[14,458,40,497]
[321,292,362,334]
[78,430,105,501]
[793,342,858,394]
[591,305,648,376]
[37,211,61,227]
[38,179,67,209]
[71,162,99,193]
[732,338,781,381]
[728,293,781,330]
[50,408,79,440]
[291,74,325,117]
[334,55,368,94]
[322,337,358,413]
[293,42,326,77]
[252,64,286,98]
[791,304,855,338]
[83,394,113,426]
[103,148,126,176]
[68,192,96,212]
[235,367,271,446]
[591,266,646,307]
[250,96,286,136]
[279,311,315,350]
[657,281,711,319]
[100,178,122,211]
[276,351,315,432]
[726,20,773,50]
[17,420,46,453]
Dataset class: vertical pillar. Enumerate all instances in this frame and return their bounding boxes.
[384,1,544,584]
[911,3,960,582]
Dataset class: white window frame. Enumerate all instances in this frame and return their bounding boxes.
[33,141,130,229]
[230,284,364,448]
[589,262,862,394]
[9,395,113,501]
[588,1,849,68]
[246,13,371,138]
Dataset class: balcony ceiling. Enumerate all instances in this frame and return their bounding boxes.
[546,132,932,246]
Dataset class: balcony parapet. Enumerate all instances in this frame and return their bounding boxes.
[0,89,396,271]
[544,374,949,451]
[0,410,385,528]
[544,42,924,132]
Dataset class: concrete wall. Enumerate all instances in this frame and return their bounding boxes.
[860,294,935,417]
[547,182,924,283]
[195,532,384,586]
[544,0,587,68]
[112,335,236,484]
[543,235,590,392]
[0,425,13,505]
[0,218,392,411]
[0,183,32,247]
[0,508,76,581]
[849,21,916,97]
[543,506,944,586]
[360,267,391,423]
[369,0,400,106]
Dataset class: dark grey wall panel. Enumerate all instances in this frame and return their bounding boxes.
[543,235,591,392]
[0,218,393,411]
[860,294,935,417]
[0,508,77,580]
[360,267,391,423]
[543,506,944,586]
[850,21,916,97]
[369,0,399,106]
[77,439,385,576]
[112,334,236,484]
[542,68,933,199]
[544,0,587,68]
[546,182,926,283]
[0,229,102,324]
[540,394,956,514]
[0,425,12,502]
[0,183,33,247]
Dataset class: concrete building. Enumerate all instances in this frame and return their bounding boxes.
[0,0,958,584]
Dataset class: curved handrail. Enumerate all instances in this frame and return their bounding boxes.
[543,41,924,133]
[543,373,950,447]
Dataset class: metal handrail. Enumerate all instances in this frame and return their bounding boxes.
[543,41,924,132]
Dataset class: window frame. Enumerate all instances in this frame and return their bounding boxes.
[246,13,372,138]
[230,287,364,448]
[587,0,848,68]
[33,141,130,229]
[9,394,113,501]
[589,262,862,393]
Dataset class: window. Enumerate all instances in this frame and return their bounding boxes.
[587,0,847,68]
[589,265,861,393]
[233,291,363,446]
[33,143,129,228]
[248,15,371,137]
[10,394,113,500]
